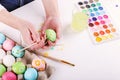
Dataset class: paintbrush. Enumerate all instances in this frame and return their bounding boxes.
[36,52,75,67]
[5,35,75,67]
[19,42,64,52]
[18,42,37,52]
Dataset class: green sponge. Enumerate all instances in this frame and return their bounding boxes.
[45,29,56,42]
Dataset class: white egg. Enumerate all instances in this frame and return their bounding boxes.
[0,49,6,60]
[3,55,15,67]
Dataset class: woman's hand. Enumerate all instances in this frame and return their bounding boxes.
[0,9,44,50]
[17,19,44,50]
[40,16,61,49]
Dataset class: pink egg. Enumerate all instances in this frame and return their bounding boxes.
[2,71,17,80]
[3,39,15,51]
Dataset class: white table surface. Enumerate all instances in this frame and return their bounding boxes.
[1,0,120,80]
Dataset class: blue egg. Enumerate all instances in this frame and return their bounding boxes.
[12,45,25,58]
[0,33,6,44]
[24,68,38,80]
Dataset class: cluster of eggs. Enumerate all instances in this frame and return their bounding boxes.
[0,33,54,80]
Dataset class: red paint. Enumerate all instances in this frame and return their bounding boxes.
[103,25,108,29]
[99,31,105,35]
[94,22,100,25]
[89,23,94,27]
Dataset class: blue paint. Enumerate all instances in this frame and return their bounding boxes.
[92,17,97,21]
[93,8,98,11]
[98,7,103,10]
[100,11,105,15]
[95,12,100,16]
[90,13,95,17]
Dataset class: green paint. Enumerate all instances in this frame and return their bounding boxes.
[88,9,93,12]
[82,9,87,14]
[91,4,96,7]
[96,3,101,6]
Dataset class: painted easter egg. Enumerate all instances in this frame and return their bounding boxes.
[12,45,25,58]
[12,61,26,74]
[0,33,6,44]
[32,58,46,71]
[3,39,15,51]
[2,71,17,80]
[0,64,6,77]
[24,68,38,80]
[45,29,56,42]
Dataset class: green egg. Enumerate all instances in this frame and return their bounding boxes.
[0,64,6,77]
[12,61,26,74]
[45,29,56,42]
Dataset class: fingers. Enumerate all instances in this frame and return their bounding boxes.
[23,29,33,45]
[30,37,45,50]
[29,24,40,42]
[48,40,56,46]
[54,26,61,39]
[42,39,57,49]
[27,17,61,50]
[41,20,49,34]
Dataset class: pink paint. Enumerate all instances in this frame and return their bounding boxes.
[103,15,108,19]
[98,16,103,20]
[100,20,105,24]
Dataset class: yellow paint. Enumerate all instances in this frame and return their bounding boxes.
[43,52,49,57]
[96,37,102,42]
[107,34,113,39]
[101,36,108,40]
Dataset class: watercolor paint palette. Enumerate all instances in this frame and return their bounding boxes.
[77,0,120,44]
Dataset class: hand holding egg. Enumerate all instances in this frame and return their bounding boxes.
[41,29,57,49]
